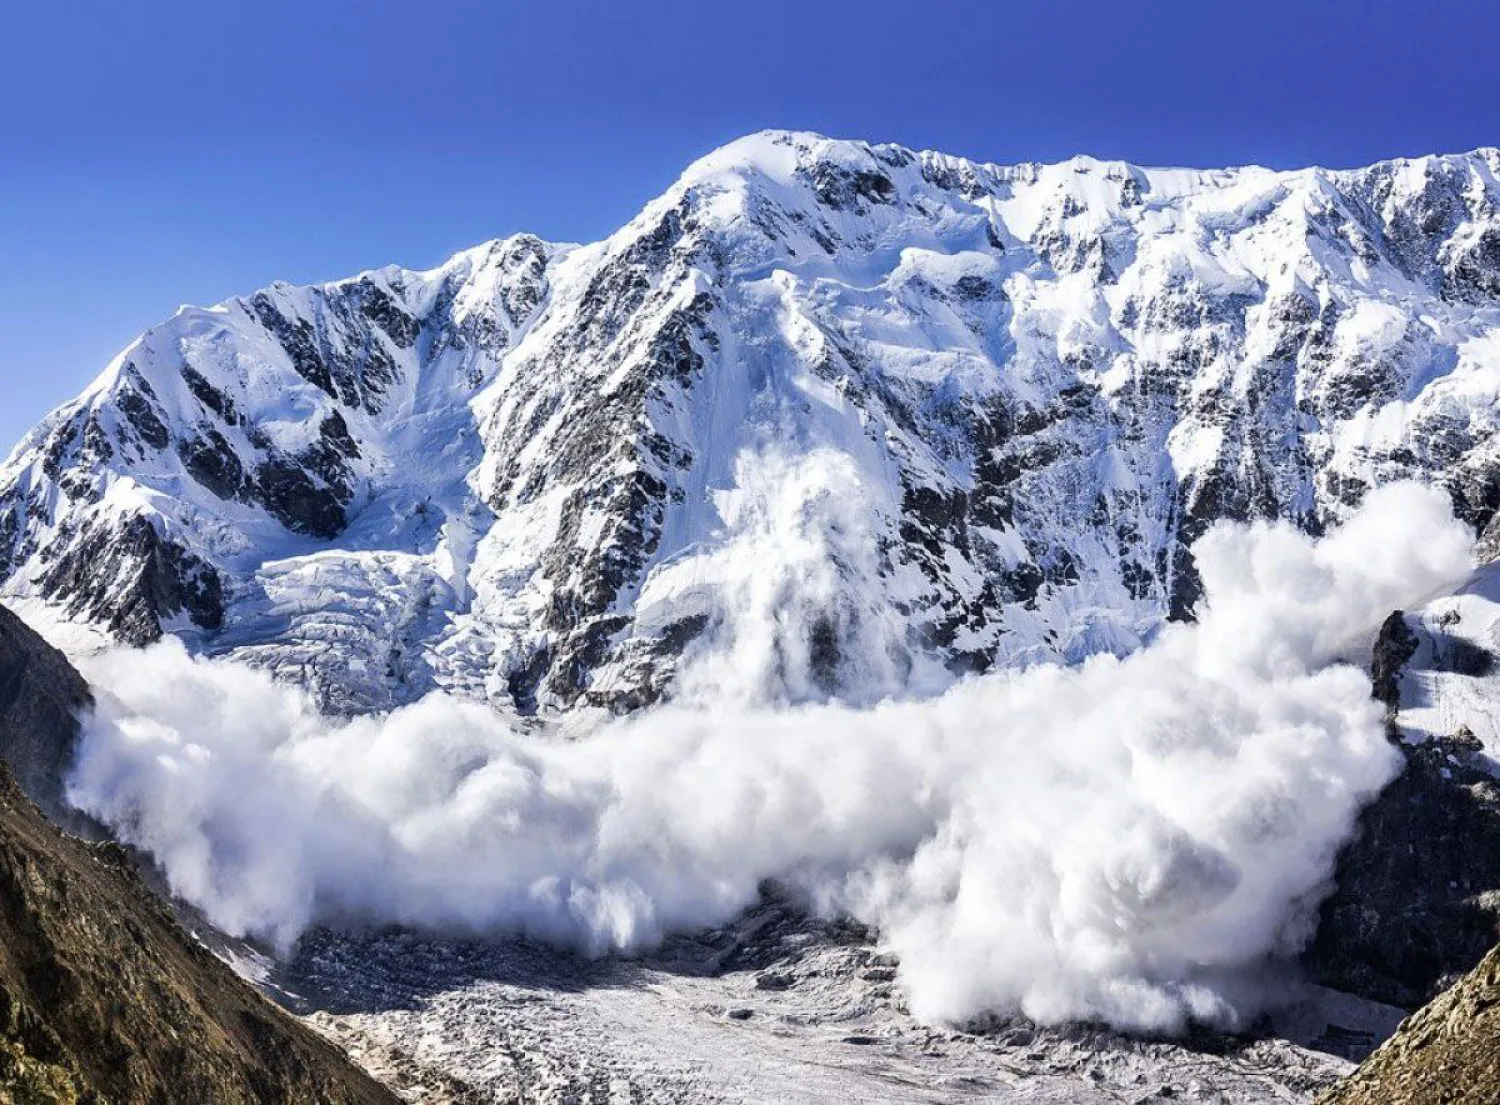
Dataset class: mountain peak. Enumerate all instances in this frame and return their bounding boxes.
[3,134,1500,712]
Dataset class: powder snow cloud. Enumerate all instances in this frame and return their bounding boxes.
[66,476,1472,1033]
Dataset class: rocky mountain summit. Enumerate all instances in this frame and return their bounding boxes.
[4,132,1500,713]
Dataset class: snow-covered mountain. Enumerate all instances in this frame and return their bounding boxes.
[4,131,1500,713]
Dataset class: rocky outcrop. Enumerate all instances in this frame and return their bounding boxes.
[1369,610,1419,722]
[1305,729,1500,1009]
[1317,942,1500,1105]
[35,515,224,646]
[1304,598,1500,1011]
[0,604,90,827]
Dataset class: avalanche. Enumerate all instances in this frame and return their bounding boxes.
[68,482,1473,1032]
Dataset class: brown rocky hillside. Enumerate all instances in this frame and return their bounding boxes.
[0,605,398,1105]
[1318,941,1500,1105]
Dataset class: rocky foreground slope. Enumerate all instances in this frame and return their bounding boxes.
[1317,942,1500,1105]
[4,132,1500,713]
[0,609,397,1104]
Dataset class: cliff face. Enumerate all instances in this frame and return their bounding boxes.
[0,604,90,829]
[1318,941,1500,1105]
[0,610,396,1105]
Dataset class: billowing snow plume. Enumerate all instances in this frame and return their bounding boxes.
[67,480,1471,1032]
[669,448,954,707]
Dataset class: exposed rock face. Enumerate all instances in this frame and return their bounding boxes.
[4,133,1500,715]
[1305,729,1500,1009]
[1369,609,1419,721]
[0,609,397,1105]
[1317,942,1500,1105]
[0,604,90,827]
[1302,571,1500,1012]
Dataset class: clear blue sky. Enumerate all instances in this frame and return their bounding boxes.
[3,0,1496,452]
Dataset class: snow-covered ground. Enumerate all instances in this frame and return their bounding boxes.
[1397,562,1500,758]
[286,894,1397,1105]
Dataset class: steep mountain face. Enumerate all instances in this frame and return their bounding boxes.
[0,761,400,1105]
[1304,561,1500,1008]
[4,132,1500,713]
[1306,725,1500,1010]
[0,604,90,829]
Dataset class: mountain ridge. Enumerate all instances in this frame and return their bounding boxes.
[5,130,1500,713]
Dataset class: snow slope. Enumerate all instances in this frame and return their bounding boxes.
[5,131,1500,712]
[1395,567,1500,755]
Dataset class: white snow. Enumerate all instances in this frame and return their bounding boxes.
[67,484,1471,1034]
[5,132,1500,713]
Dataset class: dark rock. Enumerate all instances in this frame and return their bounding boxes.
[37,516,223,644]
[0,605,90,827]
[504,647,552,717]
[250,293,339,401]
[179,428,249,501]
[953,274,995,301]
[254,454,349,539]
[1444,225,1500,302]
[115,378,170,451]
[182,365,239,424]
[353,278,418,349]
[807,614,841,691]
[755,971,793,992]
[802,161,895,212]
[319,410,361,460]
[1305,732,1500,1008]
[1370,611,1419,720]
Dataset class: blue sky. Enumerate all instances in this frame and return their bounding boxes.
[3,0,1496,451]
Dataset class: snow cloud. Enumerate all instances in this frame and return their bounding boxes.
[65,477,1473,1033]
